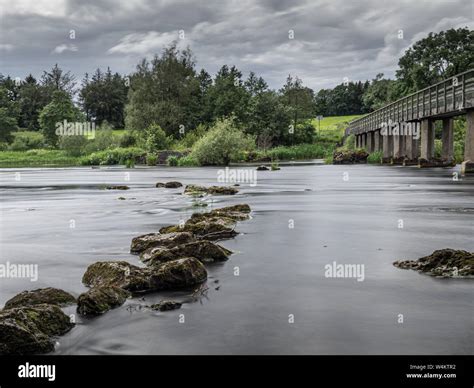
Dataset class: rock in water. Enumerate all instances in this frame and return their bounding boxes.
[106,185,130,190]
[141,240,232,265]
[4,288,76,309]
[256,165,269,171]
[82,261,153,291]
[150,301,182,311]
[130,232,195,254]
[156,181,183,188]
[184,184,238,195]
[159,218,238,240]
[0,304,74,355]
[393,249,474,277]
[332,149,368,164]
[82,258,207,293]
[77,286,131,316]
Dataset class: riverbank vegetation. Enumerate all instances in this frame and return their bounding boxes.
[0,28,471,167]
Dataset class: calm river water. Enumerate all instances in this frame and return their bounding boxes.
[0,163,472,354]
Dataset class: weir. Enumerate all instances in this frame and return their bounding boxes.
[346,69,474,173]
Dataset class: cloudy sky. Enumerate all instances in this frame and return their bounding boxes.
[0,0,472,91]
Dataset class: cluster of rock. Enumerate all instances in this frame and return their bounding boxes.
[333,149,369,164]
[0,200,252,355]
[0,288,76,355]
[393,249,474,278]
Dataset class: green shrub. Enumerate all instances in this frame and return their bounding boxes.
[145,124,171,152]
[179,124,208,148]
[258,142,334,161]
[0,142,8,151]
[454,141,464,164]
[343,134,356,150]
[82,125,120,154]
[9,131,45,151]
[367,150,383,164]
[167,155,179,166]
[177,154,199,167]
[146,154,158,166]
[191,118,255,166]
[119,130,138,148]
[80,147,145,166]
[58,135,88,156]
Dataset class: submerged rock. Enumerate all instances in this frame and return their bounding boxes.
[159,218,238,240]
[188,204,251,223]
[4,288,76,309]
[141,240,232,266]
[156,181,183,188]
[150,300,182,311]
[256,165,269,171]
[333,149,368,164]
[184,184,238,195]
[130,232,195,254]
[77,286,130,316]
[0,304,74,355]
[82,258,207,293]
[106,185,130,190]
[393,249,474,277]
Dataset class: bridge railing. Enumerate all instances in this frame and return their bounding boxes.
[346,69,474,135]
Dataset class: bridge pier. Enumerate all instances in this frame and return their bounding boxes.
[382,132,393,163]
[374,130,381,152]
[461,110,474,174]
[393,133,406,164]
[441,118,454,163]
[367,131,374,153]
[419,118,435,166]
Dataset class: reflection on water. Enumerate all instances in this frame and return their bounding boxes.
[0,164,473,355]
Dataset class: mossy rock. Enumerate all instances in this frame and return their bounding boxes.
[156,181,183,188]
[82,261,152,292]
[188,204,251,223]
[0,304,74,355]
[333,149,368,164]
[141,240,232,266]
[4,288,76,309]
[159,218,238,240]
[77,286,131,316]
[82,258,207,293]
[184,184,238,195]
[150,300,182,311]
[130,232,195,254]
[393,249,474,277]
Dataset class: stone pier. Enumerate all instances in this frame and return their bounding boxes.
[461,110,474,174]
[374,130,381,152]
[367,131,374,153]
[441,118,454,162]
[420,118,435,166]
[382,132,393,163]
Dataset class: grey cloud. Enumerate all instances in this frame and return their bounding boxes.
[0,0,472,90]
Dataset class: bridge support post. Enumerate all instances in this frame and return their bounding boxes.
[420,118,435,166]
[382,133,392,163]
[405,135,414,165]
[367,132,374,153]
[441,118,454,163]
[374,130,381,152]
[461,110,474,174]
[393,132,405,164]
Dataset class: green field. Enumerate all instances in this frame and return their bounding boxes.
[311,115,363,143]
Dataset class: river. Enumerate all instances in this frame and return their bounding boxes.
[0,163,472,354]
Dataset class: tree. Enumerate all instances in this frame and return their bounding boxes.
[125,43,201,137]
[144,123,171,151]
[362,73,397,111]
[41,64,76,99]
[279,75,315,127]
[80,68,128,127]
[0,86,20,142]
[18,75,48,130]
[396,27,474,93]
[38,90,82,146]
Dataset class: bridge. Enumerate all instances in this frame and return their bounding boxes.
[346,69,474,173]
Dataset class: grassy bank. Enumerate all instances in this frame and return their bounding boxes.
[0,150,80,167]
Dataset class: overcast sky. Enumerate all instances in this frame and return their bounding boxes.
[0,0,472,91]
